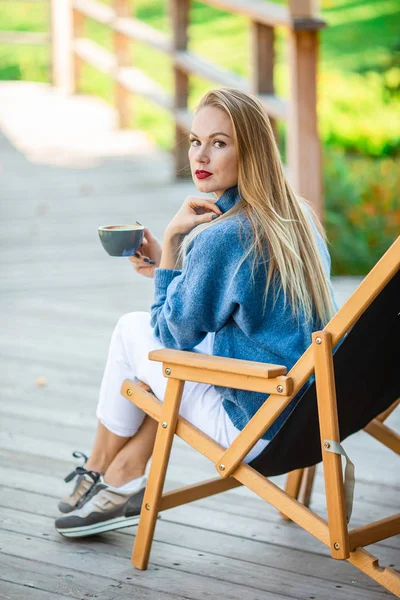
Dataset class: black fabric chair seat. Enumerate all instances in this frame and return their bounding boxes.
[250,269,400,477]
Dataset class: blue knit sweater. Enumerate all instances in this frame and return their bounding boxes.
[150,185,337,440]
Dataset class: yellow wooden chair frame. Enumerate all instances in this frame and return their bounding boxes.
[120,236,400,597]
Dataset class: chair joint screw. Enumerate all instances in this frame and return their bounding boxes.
[219,464,225,471]
[324,441,330,449]
[165,368,171,376]
[315,337,322,345]
[276,385,284,393]
[161,421,168,429]
[145,503,150,510]
[333,542,340,550]
[126,388,132,396]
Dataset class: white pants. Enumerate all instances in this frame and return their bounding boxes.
[96,311,268,463]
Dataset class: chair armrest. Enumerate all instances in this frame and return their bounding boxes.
[149,349,292,396]
[149,349,286,378]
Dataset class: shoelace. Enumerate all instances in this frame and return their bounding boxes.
[64,451,100,484]
[64,466,101,484]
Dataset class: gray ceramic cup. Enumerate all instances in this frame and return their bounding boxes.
[98,224,144,257]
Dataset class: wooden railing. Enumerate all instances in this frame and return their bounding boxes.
[51,0,326,216]
[0,0,52,76]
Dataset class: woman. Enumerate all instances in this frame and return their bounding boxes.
[55,88,336,538]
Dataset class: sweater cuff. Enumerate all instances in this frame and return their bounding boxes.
[154,268,181,297]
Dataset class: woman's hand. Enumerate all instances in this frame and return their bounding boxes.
[165,195,222,238]
[129,228,161,279]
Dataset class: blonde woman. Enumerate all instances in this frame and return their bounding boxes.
[56,88,337,537]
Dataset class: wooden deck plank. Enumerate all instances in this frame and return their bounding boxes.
[0,532,296,600]
[0,507,391,599]
[0,581,73,600]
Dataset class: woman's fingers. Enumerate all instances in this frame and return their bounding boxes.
[143,227,156,241]
[129,253,155,265]
[189,198,222,216]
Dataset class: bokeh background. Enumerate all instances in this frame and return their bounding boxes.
[1,0,399,274]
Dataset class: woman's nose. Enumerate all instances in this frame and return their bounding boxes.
[196,149,210,164]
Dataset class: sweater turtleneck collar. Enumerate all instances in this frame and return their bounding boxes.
[214,184,240,214]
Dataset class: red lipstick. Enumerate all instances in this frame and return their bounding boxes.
[195,170,213,180]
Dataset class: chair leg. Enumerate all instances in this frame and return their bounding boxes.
[375,397,400,423]
[313,330,350,559]
[281,469,304,520]
[300,465,316,508]
[281,465,317,519]
[131,378,184,570]
[364,419,400,456]
[349,548,400,597]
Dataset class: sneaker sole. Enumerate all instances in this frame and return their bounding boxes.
[56,514,140,537]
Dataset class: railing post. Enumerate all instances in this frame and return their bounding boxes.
[113,0,131,128]
[170,0,190,179]
[287,0,323,219]
[250,21,278,143]
[50,0,74,93]
[72,6,85,93]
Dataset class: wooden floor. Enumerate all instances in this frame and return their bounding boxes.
[0,83,399,600]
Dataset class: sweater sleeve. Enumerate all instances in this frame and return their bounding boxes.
[150,226,240,349]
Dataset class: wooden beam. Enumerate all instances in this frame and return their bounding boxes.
[159,477,242,511]
[349,514,400,552]
[287,28,322,218]
[170,0,190,179]
[349,548,400,596]
[73,37,116,74]
[281,469,304,520]
[150,348,287,379]
[201,0,325,30]
[113,0,131,128]
[117,67,173,111]
[132,378,184,570]
[73,0,114,25]
[174,108,192,133]
[250,21,278,140]
[364,420,400,455]
[313,331,349,559]
[51,0,74,92]
[115,16,171,54]
[160,364,292,395]
[288,0,319,18]
[72,10,86,93]
[73,38,174,112]
[0,31,50,45]
[376,398,400,423]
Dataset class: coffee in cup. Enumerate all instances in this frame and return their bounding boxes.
[98,224,144,257]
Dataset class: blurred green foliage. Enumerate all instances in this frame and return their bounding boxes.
[0,0,399,274]
[324,149,399,274]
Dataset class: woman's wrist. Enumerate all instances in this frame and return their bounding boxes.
[159,229,183,270]
[163,227,182,244]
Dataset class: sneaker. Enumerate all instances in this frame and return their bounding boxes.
[58,451,101,513]
[55,480,146,537]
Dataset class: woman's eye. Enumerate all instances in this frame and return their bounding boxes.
[189,139,225,148]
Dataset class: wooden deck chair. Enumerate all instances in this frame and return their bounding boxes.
[120,236,400,596]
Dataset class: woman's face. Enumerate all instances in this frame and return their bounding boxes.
[189,105,238,199]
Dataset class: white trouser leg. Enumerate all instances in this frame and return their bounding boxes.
[96,311,268,463]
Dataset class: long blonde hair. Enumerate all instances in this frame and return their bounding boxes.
[181,88,336,325]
